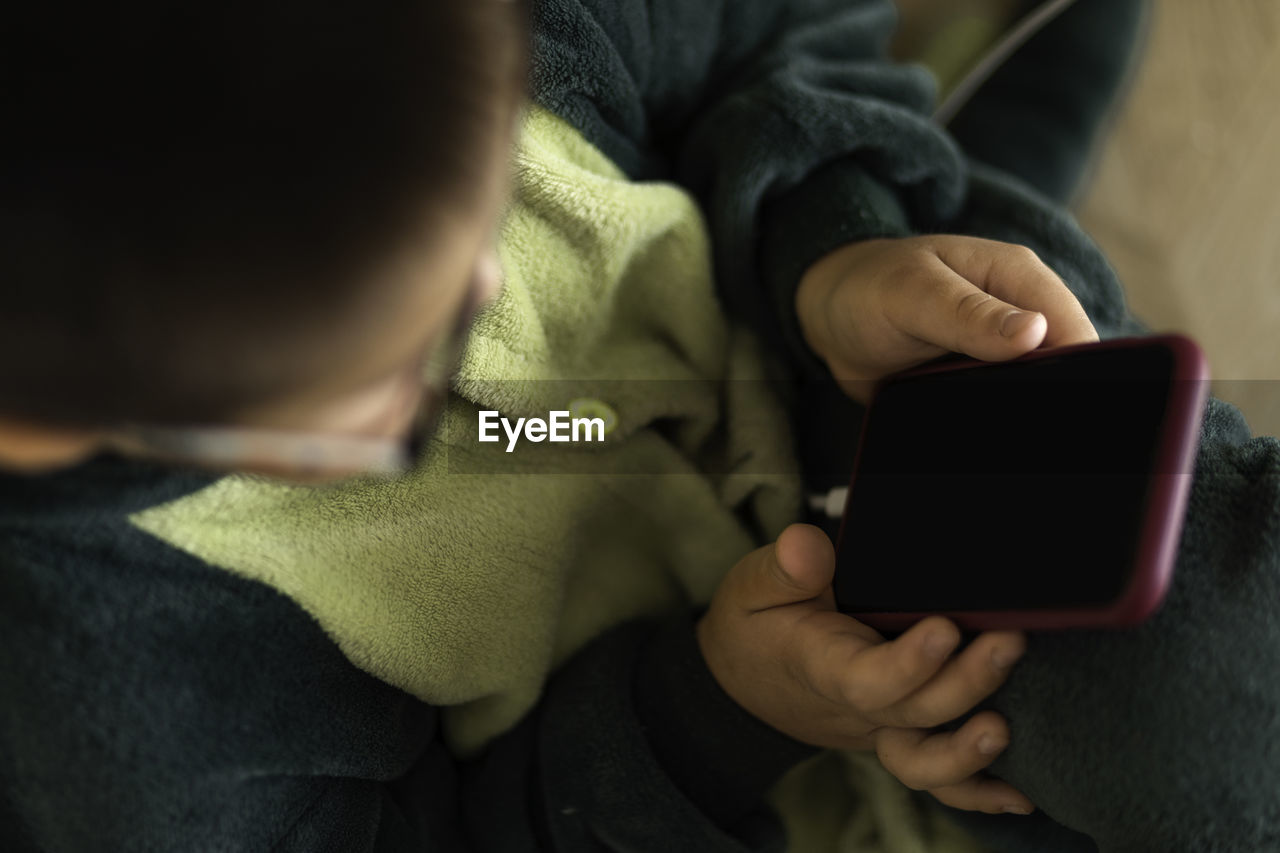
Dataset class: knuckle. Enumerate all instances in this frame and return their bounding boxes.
[831,663,868,708]
[809,646,859,706]
[900,696,952,730]
[886,703,923,728]
[839,668,886,712]
[953,290,995,327]
[903,235,938,257]
[1011,244,1042,267]
[795,634,845,696]
[894,646,931,681]
[893,253,932,288]
[911,242,941,264]
[880,656,930,703]
[848,661,909,713]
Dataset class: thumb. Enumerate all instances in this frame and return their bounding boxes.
[737,524,835,613]
[899,253,1049,362]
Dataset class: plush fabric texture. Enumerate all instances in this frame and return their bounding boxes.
[945,0,1149,205]
[938,393,1280,853]
[131,106,802,756]
[529,0,1280,851]
[0,458,462,852]
[1,107,818,852]
[126,106,1003,853]
[8,0,1278,850]
[0,452,815,852]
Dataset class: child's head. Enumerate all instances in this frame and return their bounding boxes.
[0,1,528,474]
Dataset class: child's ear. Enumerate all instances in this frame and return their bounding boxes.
[0,418,104,473]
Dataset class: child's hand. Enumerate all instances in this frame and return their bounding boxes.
[795,235,1099,403]
[697,524,1035,816]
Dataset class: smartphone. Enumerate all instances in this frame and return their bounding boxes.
[833,334,1209,631]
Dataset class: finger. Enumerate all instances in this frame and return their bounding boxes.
[832,615,962,711]
[930,775,1036,816]
[876,631,1026,729]
[884,252,1048,362]
[726,524,835,614]
[769,608,884,710]
[931,236,1098,349]
[874,710,1014,792]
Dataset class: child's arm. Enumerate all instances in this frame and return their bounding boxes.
[530,0,940,371]
[532,0,1134,387]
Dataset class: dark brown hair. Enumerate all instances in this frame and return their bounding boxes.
[0,1,528,426]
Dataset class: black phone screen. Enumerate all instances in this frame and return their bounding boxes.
[835,344,1176,613]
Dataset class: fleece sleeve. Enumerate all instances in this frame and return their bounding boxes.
[469,614,820,851]
[530,0,1156,381]
[530,0,965,378]
[946,0,1148,206]
[0,503,816,852]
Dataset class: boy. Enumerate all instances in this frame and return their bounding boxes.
[3,2,1278,852]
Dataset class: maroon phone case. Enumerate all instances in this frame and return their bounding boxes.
[834,334,1210,631]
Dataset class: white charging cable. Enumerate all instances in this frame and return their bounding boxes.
[807,486,849,519]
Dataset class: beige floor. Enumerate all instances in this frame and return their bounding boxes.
[1075,1,1280,437]
[898,0,1280,436]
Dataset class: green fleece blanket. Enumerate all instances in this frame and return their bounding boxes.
[131,106,987,853]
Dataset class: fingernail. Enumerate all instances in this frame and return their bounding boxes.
[1000,311,1038,338]
[991,645,1022,670]
[1002,805,1032,815]
[977,733,1005,755]
[924,632,956,659]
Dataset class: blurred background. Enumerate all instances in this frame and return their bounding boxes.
[897,0,1280,437]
